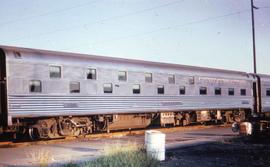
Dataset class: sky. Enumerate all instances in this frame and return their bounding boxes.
[0,0,269,74]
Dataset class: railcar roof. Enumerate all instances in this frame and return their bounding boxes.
[0,45,264,76]
[258,74,270,79]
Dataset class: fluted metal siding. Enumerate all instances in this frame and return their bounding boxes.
[8,95,253,117]
[262,98,270,112]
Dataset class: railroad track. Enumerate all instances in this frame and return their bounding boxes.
[0,124,229,148]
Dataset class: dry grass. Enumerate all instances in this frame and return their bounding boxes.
[28,149,54,167]
[65,142,160,167]
[103,142,141,155]
[26,143,160,167]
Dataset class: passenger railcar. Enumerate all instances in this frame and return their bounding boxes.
[0,45,268,139]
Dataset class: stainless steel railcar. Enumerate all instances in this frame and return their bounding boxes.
[0,45,267,139]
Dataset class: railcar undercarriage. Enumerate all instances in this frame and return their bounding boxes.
[232,112,270,135]
[1,109,250,140]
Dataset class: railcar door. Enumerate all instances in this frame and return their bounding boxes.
[0,49,7,129]
[253,82,258,113]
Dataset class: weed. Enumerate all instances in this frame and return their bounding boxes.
[28,149,53,167]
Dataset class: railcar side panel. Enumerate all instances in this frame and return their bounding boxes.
[4,49,254,120]
[259,75,270,112]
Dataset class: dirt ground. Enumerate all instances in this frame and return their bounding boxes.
[162,136,270,167]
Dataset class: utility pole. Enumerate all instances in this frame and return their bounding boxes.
[251,0,257,74]
[251,0,261,114]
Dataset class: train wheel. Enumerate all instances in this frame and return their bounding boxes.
[47,121,59,139]
[183,119,188,126]
[28,127,39,140]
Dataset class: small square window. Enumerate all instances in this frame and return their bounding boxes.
[215,87,221,95]
[104,83,113,93]
[118,71,127,81]
[133,84,140,94]
[240,89,246,96]
[168,74,175,84]
[266,88,270,96]
[157,85,164,94]
[179,86,185,95]
[14,51,22,59]
[49,65,61,78]
[228,88,234,96]
[200,87,207,95]
[70,82,80,93]
[189,76,195,85]
[145,73,152,83]
[29,80,42,93]
[87,68,96,80]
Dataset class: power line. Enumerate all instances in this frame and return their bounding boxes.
[258,6,270,9]
[0,0,100,27]
[87,0,184,25]
[6,0,184,42]
[64,9,250,50]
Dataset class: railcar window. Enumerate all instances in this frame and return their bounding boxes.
[70,82,80,93]
[29,80,42,93]
[14,51,22,59]
[179,86,185,95]
[168,74,175,84]
[104,83,113,93]
[133,84,140,94]
[200,87,207,95]
[145,73,152,83]
[266,88,270,96]
[49,65,61,78]
[157,85,164,94]
[240,89,246,96]
[189,76,195,85]
[228,88,234,96]
[215,87,221,95]
[118,71,127,81]
[87,68,96,80]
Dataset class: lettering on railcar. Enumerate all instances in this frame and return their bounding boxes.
[198,77,248,86]
[241,101,249,105]
[63,103,79,108]
[161,102,183,106]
